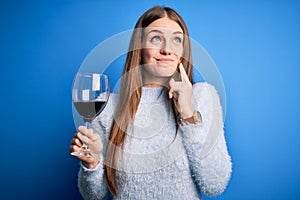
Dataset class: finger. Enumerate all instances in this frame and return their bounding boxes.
[169,77,175,86]
[70,144,81,153]
[71,137,83,146]
[168,79,175,98]
[85,129,100,142]
[78,126,94,139]
[77,132,92,145]
[89,130,100,141]
[78,126,88,135]
[73,149,95,163]
[179,63,189,82]
[169,89,173,99]
[173,92,178,101]
[169,77,181,90]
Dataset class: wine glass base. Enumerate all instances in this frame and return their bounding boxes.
[70,151,92,157]
[70,151,100,161]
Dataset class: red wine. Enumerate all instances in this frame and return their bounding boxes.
[74,101,107,122]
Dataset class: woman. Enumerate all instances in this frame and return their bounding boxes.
[70,6,232,200]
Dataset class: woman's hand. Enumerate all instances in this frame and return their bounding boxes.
[169,63,193,118]
[69,126,103,169]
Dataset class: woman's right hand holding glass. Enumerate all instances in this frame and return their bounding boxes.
[70,126,103,169]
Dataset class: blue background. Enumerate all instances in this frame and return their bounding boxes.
[1,0,300,199]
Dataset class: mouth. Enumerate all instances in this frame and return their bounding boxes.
[155,58,175,64]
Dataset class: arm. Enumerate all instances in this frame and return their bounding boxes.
[78,154,110,200]
[77,119,110,200]
[76,94,119,200]
[180,82,232,196]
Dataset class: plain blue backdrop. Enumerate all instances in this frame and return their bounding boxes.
[1,0,300,199]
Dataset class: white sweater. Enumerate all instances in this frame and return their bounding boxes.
[78,82,232,200]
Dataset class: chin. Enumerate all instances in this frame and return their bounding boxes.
[155,67,176,77]
[143,63,177,80]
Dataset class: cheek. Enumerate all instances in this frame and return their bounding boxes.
[175,48,183,60]
[142,48,159,64]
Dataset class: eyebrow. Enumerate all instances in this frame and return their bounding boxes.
[146,29,183,36]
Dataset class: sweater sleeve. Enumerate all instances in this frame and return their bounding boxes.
[78,94,119,200]
[180,82,232,196]
[78,154,111,200]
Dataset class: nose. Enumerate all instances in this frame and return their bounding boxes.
[160,41,172,55]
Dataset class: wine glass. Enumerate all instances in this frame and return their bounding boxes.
[71,72,110,159]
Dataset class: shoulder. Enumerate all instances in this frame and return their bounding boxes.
[191,82,223,118]
[192,82,220,101]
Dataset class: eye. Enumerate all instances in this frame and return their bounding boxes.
[173,37,182,44]
[150,36,162,43]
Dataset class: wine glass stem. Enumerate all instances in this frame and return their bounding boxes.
[82,121,90,150]
[85,121,90,129]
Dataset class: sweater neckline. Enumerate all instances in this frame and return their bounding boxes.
[141,86,166,103]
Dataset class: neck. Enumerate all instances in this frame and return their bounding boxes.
[142,76,170,88]
[143,83,163,88]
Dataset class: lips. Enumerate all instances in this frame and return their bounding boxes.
[156,57,175,63]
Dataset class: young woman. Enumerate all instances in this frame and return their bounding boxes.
[70,6,232,199]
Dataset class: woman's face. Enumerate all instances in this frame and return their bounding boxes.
[142,17,184,86]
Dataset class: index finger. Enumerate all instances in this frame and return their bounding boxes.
[179,63,189,82]
[78,126,94,139]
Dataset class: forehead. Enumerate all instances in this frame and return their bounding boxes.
[146,17,183,33]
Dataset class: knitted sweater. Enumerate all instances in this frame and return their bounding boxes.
[78,82,232,200]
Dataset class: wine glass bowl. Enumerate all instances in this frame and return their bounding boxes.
[71,72,110,158]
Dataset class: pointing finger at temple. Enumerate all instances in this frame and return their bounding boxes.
[179,63,190,83]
